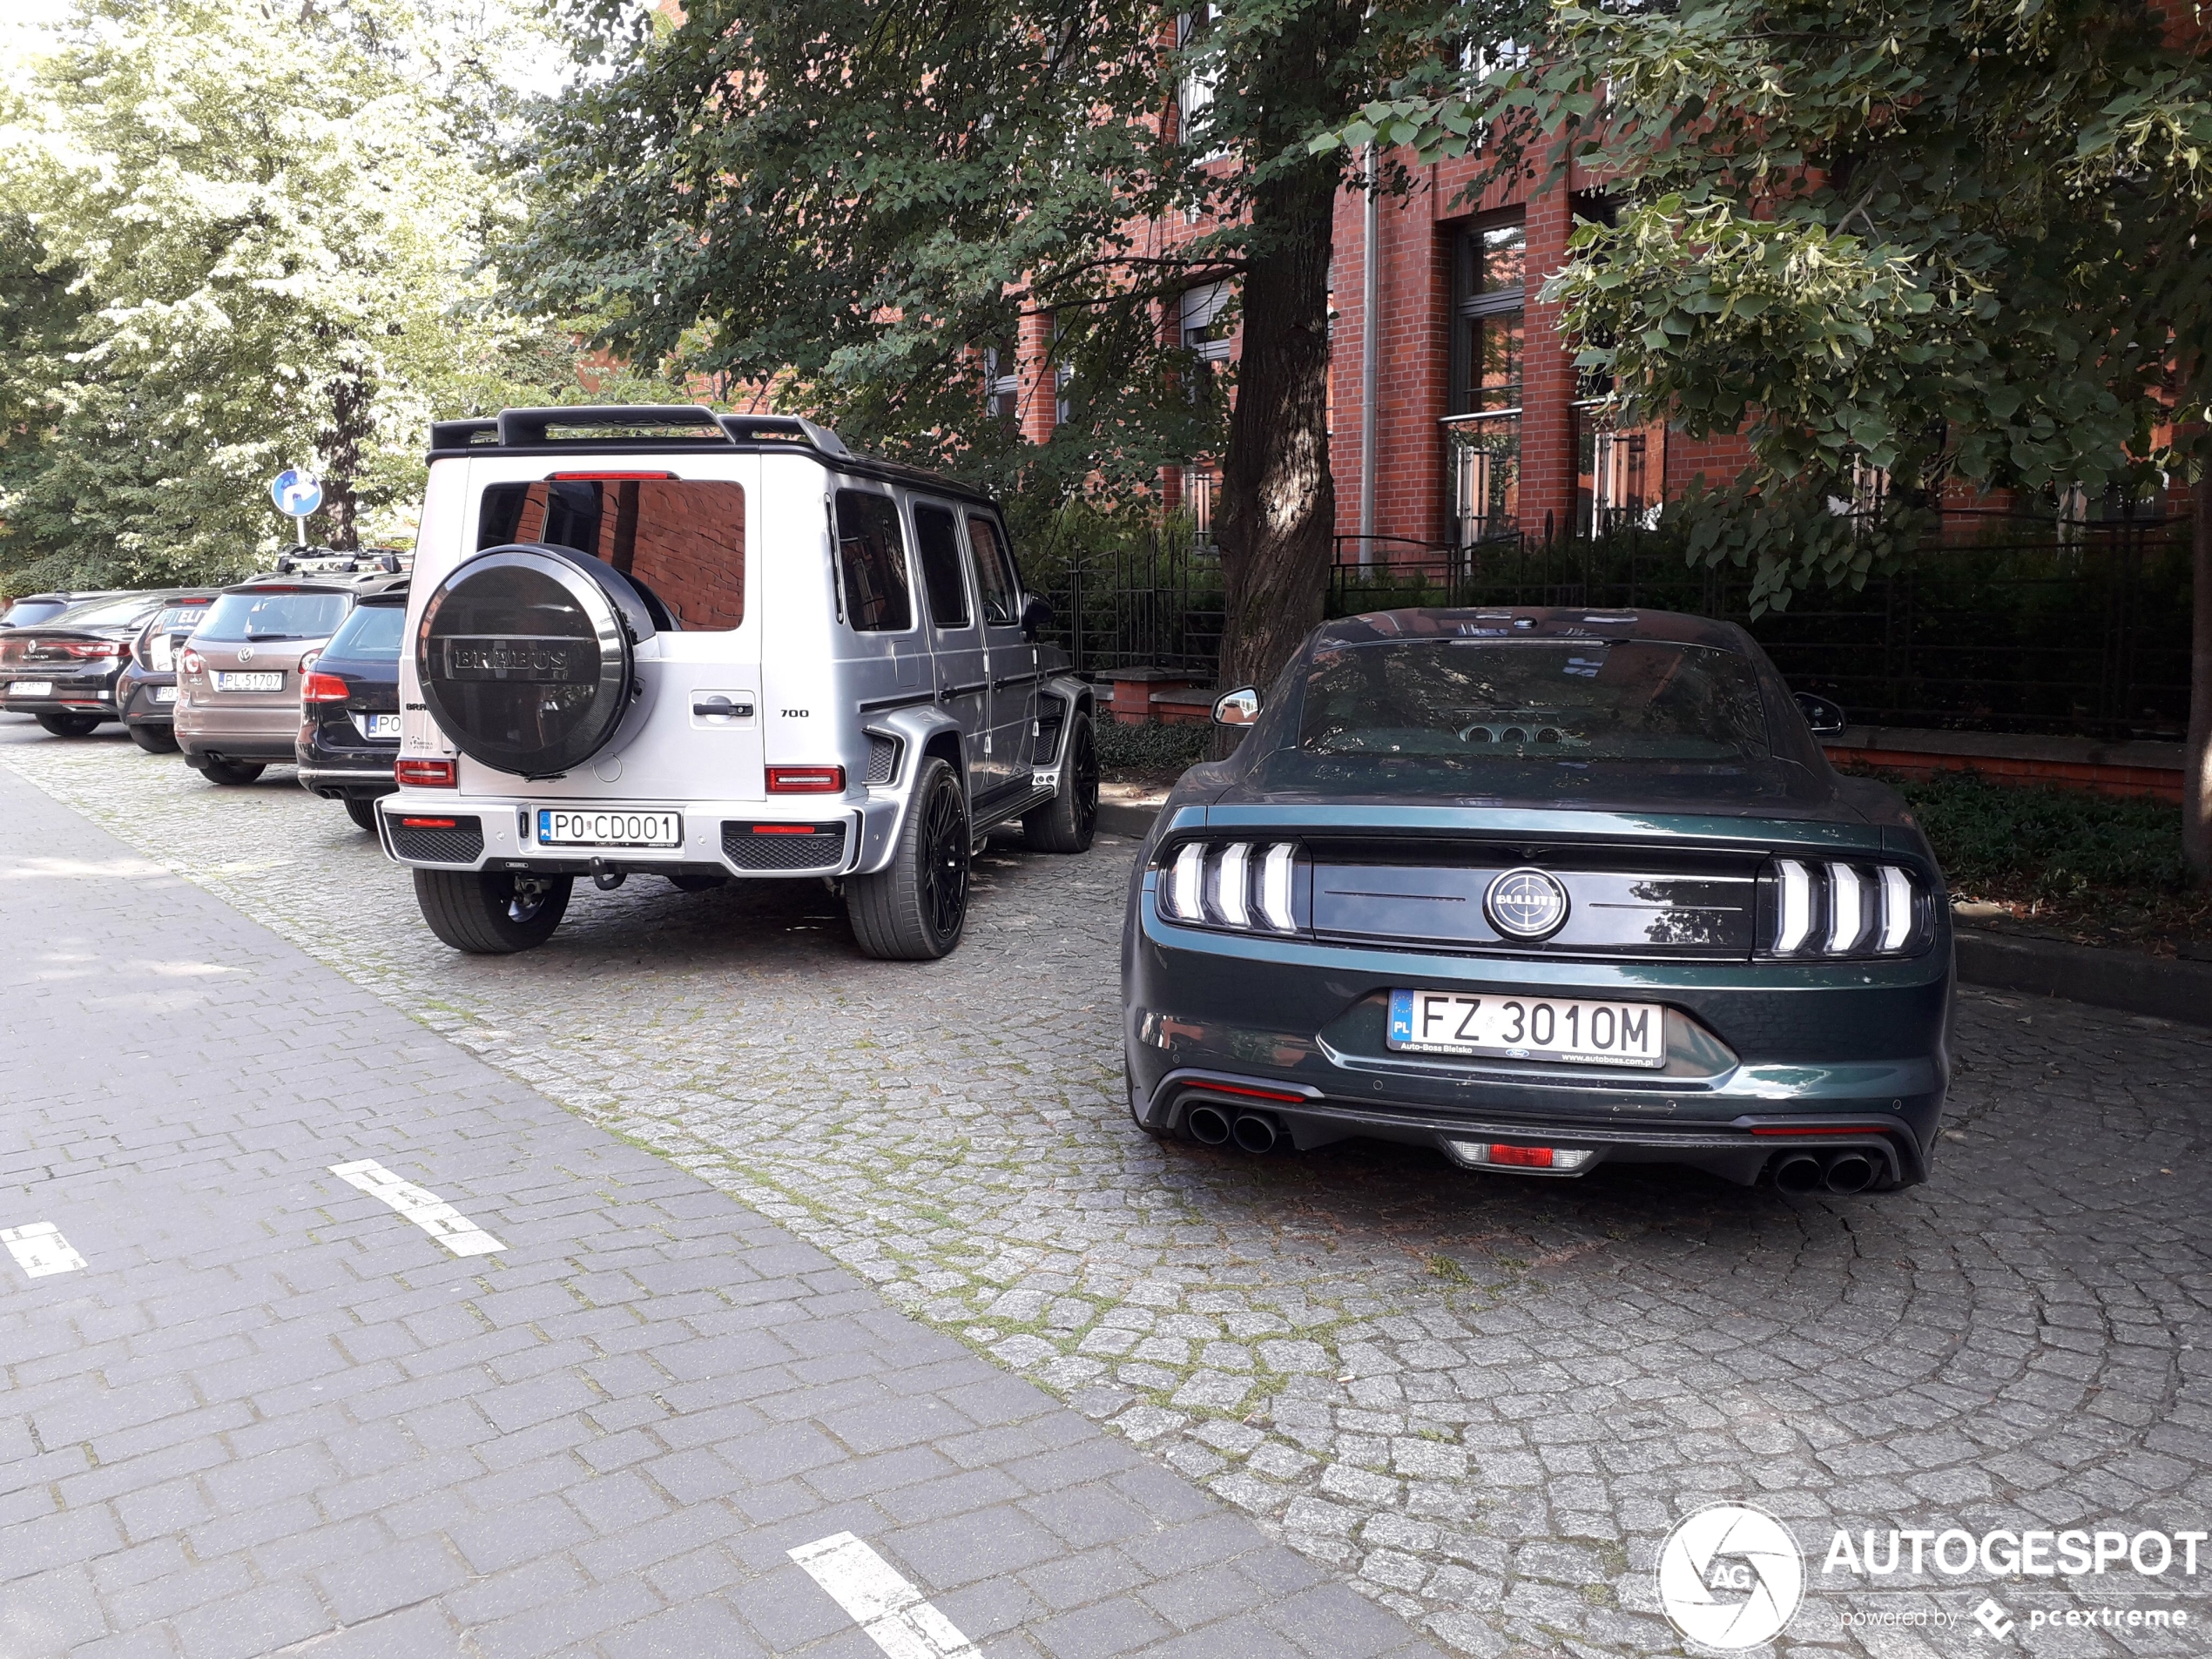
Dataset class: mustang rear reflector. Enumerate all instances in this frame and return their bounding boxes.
[1447,1141,1595,1172]
[1182,1080,1305,1103]
[396,758,456,787]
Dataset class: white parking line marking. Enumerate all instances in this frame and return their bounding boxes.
[788,1532,978,1659]
[329,1159,506,1257]
[2,1222,87,1278]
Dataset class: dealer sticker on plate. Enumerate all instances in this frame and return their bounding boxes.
[1388,988,1665,1069]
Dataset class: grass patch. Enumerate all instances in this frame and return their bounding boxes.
[1859,767,2210,954]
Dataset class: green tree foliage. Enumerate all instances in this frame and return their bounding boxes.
[0,0,647,590]
[1324,0,2212,874]
[506,0,1443,687]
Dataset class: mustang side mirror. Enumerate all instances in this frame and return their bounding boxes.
[1019,595,1054,642]
[1212,686,1263,727]
[1793,691,1847,737]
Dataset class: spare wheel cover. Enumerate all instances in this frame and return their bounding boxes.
[417,543,645,778]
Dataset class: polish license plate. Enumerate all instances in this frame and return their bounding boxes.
[8,681,53,698]
[361,713,401,738]
[537,808,682,849]
[153,685,178,704]
[1388,989,1665,1069]
[214,671,283,692]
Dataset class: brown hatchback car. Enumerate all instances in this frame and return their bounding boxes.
[174,573,401,785]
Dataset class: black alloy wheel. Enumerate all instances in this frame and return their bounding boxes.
[36,712,102,738]
[1023,711,1098,853]
[195,759,266,786]
[128,722,179,753]
[846,756,970,961]
[413,868,573,953]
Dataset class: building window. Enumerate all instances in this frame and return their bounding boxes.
[1575,411,1666,536]
[1178,8,1224,158]
[1181,464,1217,548]
[1449,216,1524,415]
[982,334,1020,424]
[1444,214,1525,546]
[1181,281,1235,364]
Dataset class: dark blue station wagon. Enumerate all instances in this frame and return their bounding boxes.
[1122,608,1954,1193]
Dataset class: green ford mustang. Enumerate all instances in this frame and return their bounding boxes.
[1121,606,1953,1193]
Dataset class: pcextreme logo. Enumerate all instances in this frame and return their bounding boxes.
[1656,1503,1806,1650]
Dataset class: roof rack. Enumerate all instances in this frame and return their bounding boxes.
[427,406,853,459]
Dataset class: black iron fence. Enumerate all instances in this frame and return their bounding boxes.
[1332,523,2194,741]
[1040,519,2194,741]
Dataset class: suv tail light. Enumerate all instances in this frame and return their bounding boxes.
[396,758,455,787]
[300,671,349,703]
[1757,858,1931,957]
[767,765,845,793]
[1154,840,1303,933]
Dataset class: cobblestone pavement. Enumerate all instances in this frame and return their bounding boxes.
[8,718,2212,1657]
[0,739,1440,1659]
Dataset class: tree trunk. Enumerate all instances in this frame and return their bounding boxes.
[319,360,369,553]
[2188,475,2212,881]
[1215,165,1338,700]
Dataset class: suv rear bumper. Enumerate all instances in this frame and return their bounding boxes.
[375,791,891,880]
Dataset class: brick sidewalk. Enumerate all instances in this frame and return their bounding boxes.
[0,759,1439,1659]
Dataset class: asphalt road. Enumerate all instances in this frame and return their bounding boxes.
[5,717,2211,1657]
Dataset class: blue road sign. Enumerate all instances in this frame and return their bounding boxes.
[271,469,324,518]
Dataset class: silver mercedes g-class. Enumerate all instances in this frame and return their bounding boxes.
[381,405,1100,960]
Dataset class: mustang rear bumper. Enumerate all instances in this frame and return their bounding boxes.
[1126,897,1953,1188]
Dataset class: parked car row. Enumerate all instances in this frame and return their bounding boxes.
[0,556,409,830]
[4,406,1956,1196]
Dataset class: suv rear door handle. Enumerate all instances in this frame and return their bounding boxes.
[693,695,752,718]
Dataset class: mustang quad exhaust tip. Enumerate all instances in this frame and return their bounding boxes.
[1824,1151,1877,1195]
[1185,1103,1233,1146]
[1772,1153,1824,1194]
[1231,1112,1280,1155]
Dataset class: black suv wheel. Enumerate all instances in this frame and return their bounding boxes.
[1022,711,1098,853]
[846,756,969,960]
[36,712,102,738]
[343,796,379,832]
[414,869,573,953]
[128,723,179,753]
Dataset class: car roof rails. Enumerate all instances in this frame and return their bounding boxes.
[715,414,852,456]
[428,406,853,459]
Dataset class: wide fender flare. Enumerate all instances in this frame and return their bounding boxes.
[853,704,968,875]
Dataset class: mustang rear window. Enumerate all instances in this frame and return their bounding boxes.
[1297,639,1770,762]
[478,480,746,631]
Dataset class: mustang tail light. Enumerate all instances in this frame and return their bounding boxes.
[396,757,456,787]
[1154,840,1302,933]
[300,671,350,703]
[1758,858,1931,958]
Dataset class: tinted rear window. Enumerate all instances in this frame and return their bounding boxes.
[478,479,745,631]
[833,490,914,631]
[1298,639,1770,763]
[47,593,167,629]
[323,602,407,659]
[198,590,351,642]
[3,600,69,627]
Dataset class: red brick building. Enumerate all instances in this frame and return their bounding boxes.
[994,132,1757,557]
